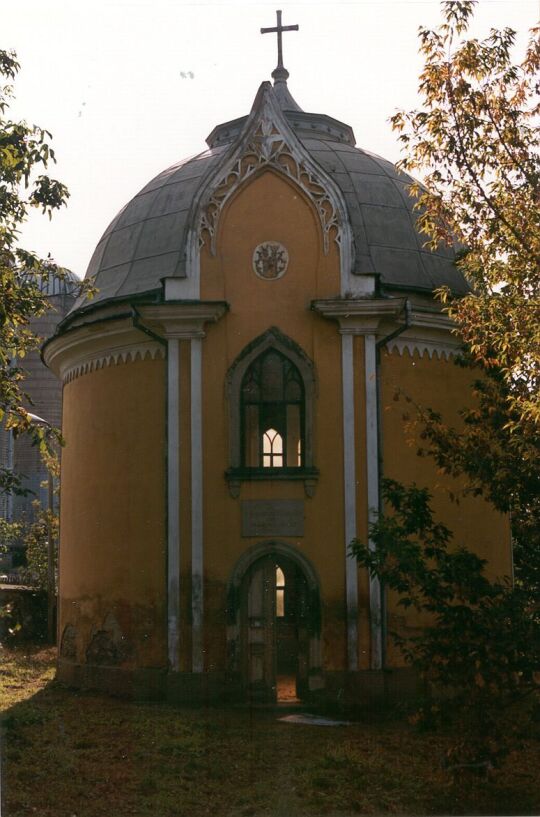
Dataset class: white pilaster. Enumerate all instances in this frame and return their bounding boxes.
[191,337,204,673]
[341,332,358,671]
[364,333,383,670]
[167,338,180,671]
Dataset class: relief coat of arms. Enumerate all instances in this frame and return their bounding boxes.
[252,241,289,280]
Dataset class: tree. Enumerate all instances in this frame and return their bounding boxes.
[352,1,539,768]
[0,516,23,568]
[389,1,540,594]
[0,49,71,498]
[19,501,59,592]
[352,480,539,772]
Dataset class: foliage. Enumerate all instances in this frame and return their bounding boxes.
[391,0,540,425]
[389,2,540,595]
[351,479,540,768]
[0,49,77,494]
[0,508,53,641]
[0,516,24,556]
[19,502,58,592]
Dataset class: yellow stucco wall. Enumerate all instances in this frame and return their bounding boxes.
[59,356,166,668]
[379,347,511,666]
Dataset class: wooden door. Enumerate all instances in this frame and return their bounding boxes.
[295,569,310,698]
[243,558,276,702]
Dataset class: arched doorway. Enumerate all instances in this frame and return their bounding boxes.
[228,543,321,704]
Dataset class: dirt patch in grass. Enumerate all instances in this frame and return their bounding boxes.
[1,647,539,817]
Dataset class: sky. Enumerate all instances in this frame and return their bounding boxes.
[3,0,539,279]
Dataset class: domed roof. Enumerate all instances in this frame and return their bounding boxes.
[72,80,467,316]
[20,267,80,297]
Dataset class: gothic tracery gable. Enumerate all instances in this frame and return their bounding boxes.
[196,84,348,259]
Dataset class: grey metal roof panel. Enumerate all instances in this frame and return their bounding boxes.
[370,246,433,290]
[86,237,109,279]
[134,211,190,260]
[77,149,223,312]
[393,180,419,211]
[138,162,188,195]
[150,178,202,217]
[361,204,419,252]
[91,263,133,301]
[350,173,404,208]
[334,149,384,175]
[115,253,180,296]
[166,161,208,186]
[341,191,369,248]
[330,171,355,194]
[299,138,334,152]
[368,154,409,181]
[306,150,341,173]
[328,141,366,153]
[353,253,375,275]
[99,222,145,271]
[115,189,160,230]
[420,252,469,295]
[100,205,128,239]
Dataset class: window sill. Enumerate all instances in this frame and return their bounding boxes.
[225,467,319,498]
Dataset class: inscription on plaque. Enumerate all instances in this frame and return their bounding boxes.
[241,500,304,537]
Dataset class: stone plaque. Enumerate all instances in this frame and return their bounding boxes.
[241,500,304,537]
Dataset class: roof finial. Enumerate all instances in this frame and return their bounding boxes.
[261,9,299,83]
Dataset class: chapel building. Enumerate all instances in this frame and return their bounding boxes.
[44,22,510,704]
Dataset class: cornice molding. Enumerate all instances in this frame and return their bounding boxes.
[386,337,460,360]
[64,345,165,383]
[408,306,455,332]
[312,297,462,358]
[139,301,228,339]
[44,317,152,382]
[311,297,406,334]
[44,301,228,382]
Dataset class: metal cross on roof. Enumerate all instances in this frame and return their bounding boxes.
[261,10,299,79]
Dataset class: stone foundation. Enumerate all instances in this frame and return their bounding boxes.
[316,668,422,712]
[56,660,421,707]
[57,659,166,700]
[166,671,243,704]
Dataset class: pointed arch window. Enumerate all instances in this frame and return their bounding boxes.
[226,327,318,493]
[241,350,304,469]
[276,566,286,618]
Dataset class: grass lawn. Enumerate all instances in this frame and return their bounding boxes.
[1,645,539,817]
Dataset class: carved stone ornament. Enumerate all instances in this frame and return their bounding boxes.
[252,241,289,280]
[198,110,342,256]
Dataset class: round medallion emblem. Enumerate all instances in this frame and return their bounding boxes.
[252,241,289,280]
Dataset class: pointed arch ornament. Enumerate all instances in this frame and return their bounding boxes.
[192,82,353,278]
[199,117,342,256]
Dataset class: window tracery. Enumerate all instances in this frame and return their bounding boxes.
[226,327,318,496]
[241,349,304,470]
[198,114,342,256]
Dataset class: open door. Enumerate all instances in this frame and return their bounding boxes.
[275,563,310,701]
[242,557,277,703]
[240,554,315,703]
